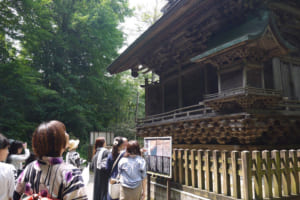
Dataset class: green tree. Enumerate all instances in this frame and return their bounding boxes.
[1,0,132,149]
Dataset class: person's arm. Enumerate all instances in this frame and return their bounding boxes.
[8,167,15,200]
[141,177,147,200]
[140,157,147,200]
[10,148,30,162]
[105,154,113,172]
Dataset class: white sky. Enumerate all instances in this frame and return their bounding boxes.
[119,0,167,52]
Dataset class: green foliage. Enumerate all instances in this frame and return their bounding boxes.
[0,0,144,158]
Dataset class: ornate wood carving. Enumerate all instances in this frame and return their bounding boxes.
[137,114,300,145]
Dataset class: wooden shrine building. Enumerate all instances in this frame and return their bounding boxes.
[107,0,300,148]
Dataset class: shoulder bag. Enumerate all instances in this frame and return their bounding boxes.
[108,153,122,199]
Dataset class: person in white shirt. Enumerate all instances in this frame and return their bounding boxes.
[0,133,16,200]
[6,140,30,174]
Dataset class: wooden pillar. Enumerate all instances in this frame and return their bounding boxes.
[161,80,165,112]
[217,70,221,93]
[272,57,283,91]
[167,179,171,200]
[243,66,247,87]
[261,65,265,89]
[147,174,151,200]
[145,78,149,116]
[204,67,208,94]
[178,75,183,108]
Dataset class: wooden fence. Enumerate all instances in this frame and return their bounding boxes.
[170,149,300,200]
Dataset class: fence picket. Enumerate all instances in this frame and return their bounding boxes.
[173,149,178,182]
[190,149,196,187]
[221,151,230,196]
[231,151,241,198]
[153,148,300,200]
[298,150,300,194]
[272,150,282,198]
[253,151,263,199]
[184,149,191,186]
[178,149,184,184]
[262,150,272,198]
[241,151,252,200]
[289,149,299,195]
[213,150,221,194]
[197,150,204,190]
[205,150,212,191]
[281,150,291,196]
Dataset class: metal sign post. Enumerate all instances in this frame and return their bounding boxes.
[144,137,172,200]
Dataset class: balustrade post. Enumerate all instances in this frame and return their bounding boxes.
[241,151,252,200]
[262,150,272,198]
[178,149,184,184]
[205,150,212,191]
[172,149,178,183]
[253,151,263,199]
[197,150,204,190]
[221,151,230,196]
[281,150,291,196]
[272,150,282,198]
[289,150,299,195]
[231,151,241,198]
[184,149,191,186]
[213,150,221,194]
[190,149,196,187]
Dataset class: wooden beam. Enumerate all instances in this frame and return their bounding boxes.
[269,2,300,19]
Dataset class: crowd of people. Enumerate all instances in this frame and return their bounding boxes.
[0,120,147,200]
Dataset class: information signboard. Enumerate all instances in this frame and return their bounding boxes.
[144,137,172,178]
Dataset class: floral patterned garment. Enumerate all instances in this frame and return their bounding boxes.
[15,157,87,200]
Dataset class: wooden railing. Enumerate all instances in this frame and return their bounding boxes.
[137,102,215,127]
[171,149,300,200]
[204,87,281,100]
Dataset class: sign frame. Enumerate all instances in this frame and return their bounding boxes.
[144,136,172,178]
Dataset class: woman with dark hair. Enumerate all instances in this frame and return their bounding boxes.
[7,140,30,174]
[0,133,16,200]
[117,141,147,200]
[106,137,126,200]
[13,120,87,200]
[91,137,109,200]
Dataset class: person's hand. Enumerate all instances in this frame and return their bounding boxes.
[140,191,146,200]
[23,142,27,149]
[110,178,117,184]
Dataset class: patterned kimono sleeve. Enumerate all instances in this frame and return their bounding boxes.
[62,167,87,200]
[13,163,33,200]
